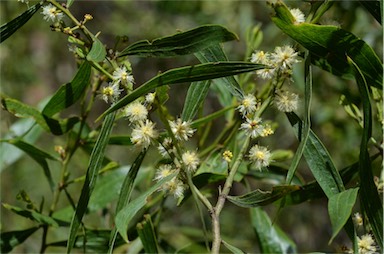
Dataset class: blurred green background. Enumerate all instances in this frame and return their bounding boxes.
[1,0,382,252]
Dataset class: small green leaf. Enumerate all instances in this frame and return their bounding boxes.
[86,38,107,62]
[137,214,159,254]
[227,185,300,208]
[181,80,210,121]
[328,188,359,243]
[118,25,238,57]
[67,112,116,253]
[66,0,75,8]
[0,3,41,43]
[251,208,296,253]
[98,62,264,119]
[115,173,177,242]
[2,204,63,227]
[222,240,245,254]
[1,96,79,135]
[0,227,39,253]
[42,61,91,117]
[6,139,57,192]
[271,1,383,89]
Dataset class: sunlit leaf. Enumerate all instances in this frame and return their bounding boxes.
[251,208,296,253]
[115,173,177,242]
[118,25,238,57]
[228,185,300,208]
[0,3,41,43]
[2,204,66,227]
[98,62,265,119]
[0,227,39,253]
[67,112,116,253]
[271,1,383,89]
[42,61,91,117]
[86,38,107,62]
[328,188,359,243]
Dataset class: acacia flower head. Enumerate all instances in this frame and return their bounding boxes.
[240,116,264,138]
[41,4,64,22]
[169,118,195,141]
[275,90,299,112]
[260,123,274,137]
[248,145,272,170]
[154,164,176,182]
[123,101,148,123]
[250,50,270,64]
[357,234,377,254]
[112,66,134,88]
[130,120,158,149]
[353,212,363,227]
[158,137,175,158]
[271,45,300,71]
[161,177,185,199]
[182,150,200,173]
[290,8,305,24]
[238,94,258,117]
[99,83,122,104]
[222,150,233,163]
[145,92,156,105]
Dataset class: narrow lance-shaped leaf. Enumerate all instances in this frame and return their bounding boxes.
[181,80,210,121]
[222,240,245,254]
[195,45,244,102]
[108,150,147,253]
[118,25,238,57]
[6,139,57,192]
[251,207,296,253]
[358,0,382,24]
[328,188,359,244]
[1,96,79,135]
[227,185,300,208]
[67,112,116,254]
[0,3,41,43]
[270,1,383,89]
[286,112,345,198]
[349,57,383,248]
[0,227,40,253]
[115,173,177,242]
[98,62,265,120]
[42,61,92,117]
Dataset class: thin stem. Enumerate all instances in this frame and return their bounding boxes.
[211,137,250,254]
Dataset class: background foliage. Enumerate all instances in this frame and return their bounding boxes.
[0,0,382,253]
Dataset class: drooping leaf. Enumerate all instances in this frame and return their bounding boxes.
[6,139,57,192]
[66,0,75,8]
[286,112,345,198]
[251,208,296,253]
[115,173,177,242]
[349,58,383,248]
[98,62,265,119]
[67,112,116,253]
[328,188,359,243]
[1,96,79,135]
[181,80,210,121]
[2,204,67,227]
[358,0,382,24]
[86,38,107,62]
[118,25,238,57]
[222,240,245,254]
[0,3,42,43]
[109,150,147,253]
[0,227,39,253]
[271,1,383,89]
[42,61,92,117]
[227,185,300,208]
[137,214,159,254]
[195,45,244,102]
